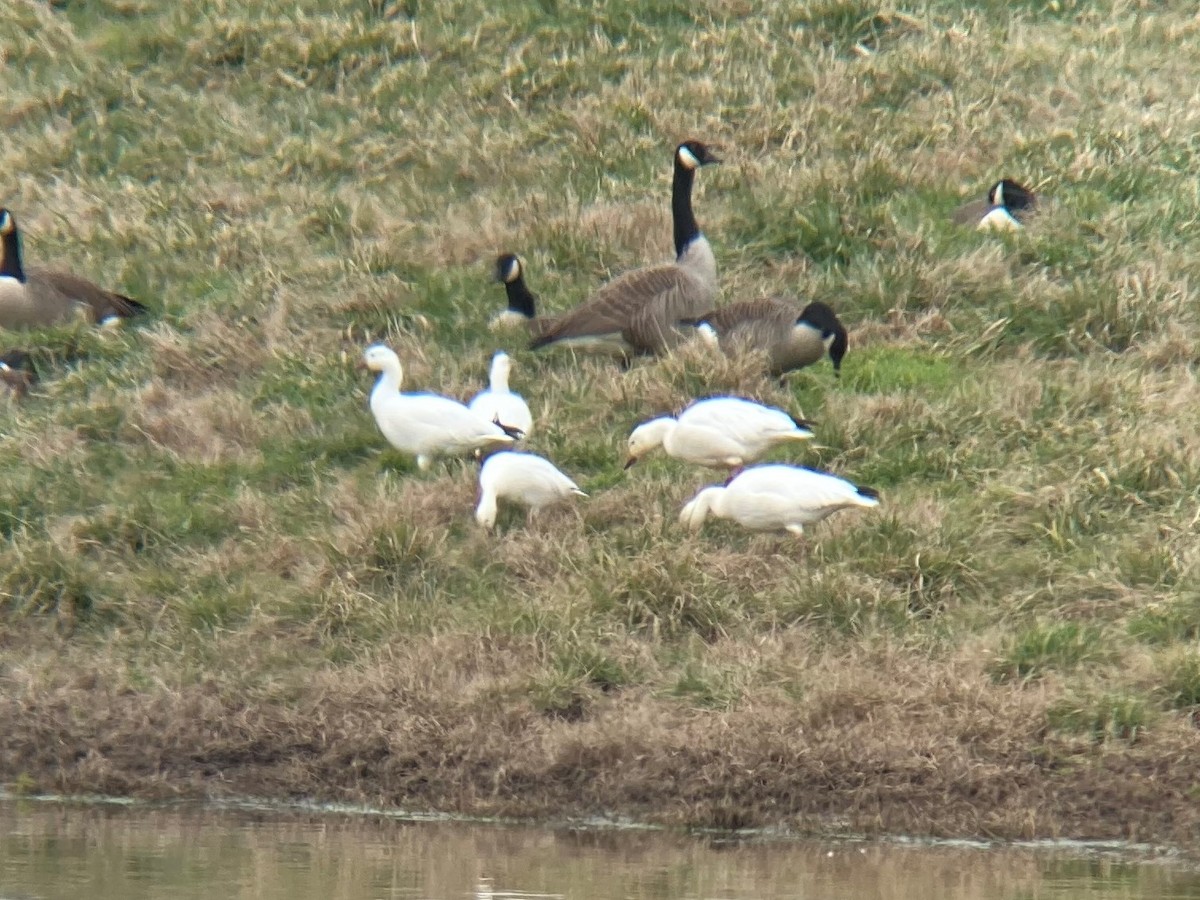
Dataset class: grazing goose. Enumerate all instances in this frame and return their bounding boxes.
[950,179,1038,231]
[362,344,516,471]
[680,464,880,536]
[625,396,815,472]
[468,351,534,438]
[695,299,848,377]
[529,139,721,355]
[490,253,539,331]
[0,208,147,329]
[475,450,587,531]
[0,350,37,399]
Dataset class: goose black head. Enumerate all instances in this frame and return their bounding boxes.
[495,253,522,284]
[797,301,848,374]
[676,140,722,170]
[987,179,1037,214]
[0,209,23,281]
[0,349,37,399]
[0,349,35,377]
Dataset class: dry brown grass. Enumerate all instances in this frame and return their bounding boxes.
[5,638,1200,845]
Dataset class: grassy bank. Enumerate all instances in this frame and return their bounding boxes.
[2,0,1200,846]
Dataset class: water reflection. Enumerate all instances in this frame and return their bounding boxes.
[0,800,1197,900]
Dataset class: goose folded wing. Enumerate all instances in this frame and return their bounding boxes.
[29,267,147,320]
[527,285,637,349]
[622,268,713,353]
[699,297,796,333]
[949,197,990,226]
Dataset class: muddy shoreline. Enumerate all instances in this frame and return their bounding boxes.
[4,651,1199,851]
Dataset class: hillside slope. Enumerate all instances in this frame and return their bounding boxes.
[2,0,1199,845]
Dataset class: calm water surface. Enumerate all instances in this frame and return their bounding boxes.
[1,800,1198,900]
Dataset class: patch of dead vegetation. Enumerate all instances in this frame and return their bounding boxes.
[127,380,263,463]
[5,640,1200,843]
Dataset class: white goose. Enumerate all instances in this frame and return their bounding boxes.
[362,344,515,471]
[467,351,534,438]
[680,464,880,536]
[475,451,587,531]
[625,396,815,472]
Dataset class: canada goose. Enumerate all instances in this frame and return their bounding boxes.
[529,139,721,355]
[362,344,516,471]
[0,208,147,329]
[694,299,848,376]
[490,253,539,330]
[679,464,880,536]
[950,179,1038,231]
[475,450,587,531]
[0,349,37,399]
[625,396,815,473]
[468,351,533,438]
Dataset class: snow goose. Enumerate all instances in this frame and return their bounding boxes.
[528,140,721,356]
[694,299,848,377]
[950,179,1038,231]
[475,451,587,531]
[362,344,515,471]
[0,208,147,329]
[680,464,880,536]
[467,351,533,438]
[625,396,815,472]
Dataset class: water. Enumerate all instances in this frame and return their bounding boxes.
[1,799,1198,900]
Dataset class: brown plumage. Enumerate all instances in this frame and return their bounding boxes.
[0,350,37,399]
[0,208,147,329]
[529,140,721,356]
[695,298,849,376]
[533,264,713,354]
[949,197,991,227]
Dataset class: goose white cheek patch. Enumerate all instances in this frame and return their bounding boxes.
[677,146,701,170]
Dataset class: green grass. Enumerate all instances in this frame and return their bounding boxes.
[1158,653,1200,712]
[3,0,1200,843]
[1047,692,1149,744]
[990,622,1112,683]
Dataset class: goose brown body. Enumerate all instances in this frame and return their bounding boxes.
[950,178,1038,230]
[529,140,721,355]
[0,349,36,399]
[0,209,146,329]
[696,299,848,375]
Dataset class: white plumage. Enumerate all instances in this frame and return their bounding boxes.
[467,352,534,438]
[679,464,880,536]
[475,451,587,530]
[625,396,815,471]
[362,344,514,471]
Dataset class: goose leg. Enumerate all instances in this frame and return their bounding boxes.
[785,524,808,557]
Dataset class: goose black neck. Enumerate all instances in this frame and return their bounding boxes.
[0,227,23,282]
[505,276,537,319]
[672,160,701,259]
[829,326,848,373]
